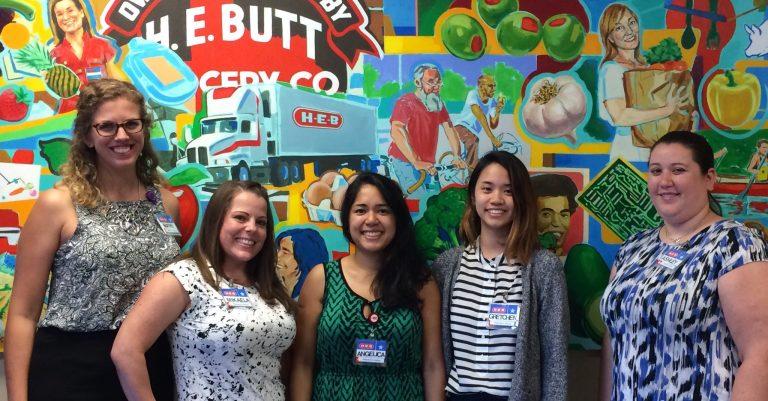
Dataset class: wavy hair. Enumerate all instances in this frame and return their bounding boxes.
[340,173,430,310]
[460,151,539,264]
[48,0,93,45]
[191,180,294,312]
[599,3,644,66]
[58,78,164,207]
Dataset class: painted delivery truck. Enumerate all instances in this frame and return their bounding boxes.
[180,84,378,186]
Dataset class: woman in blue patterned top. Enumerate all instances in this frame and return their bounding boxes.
[600,130,768,400]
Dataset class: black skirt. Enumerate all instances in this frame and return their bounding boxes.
[28,327,174,401]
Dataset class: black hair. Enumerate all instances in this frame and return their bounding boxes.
[650,130,714,174]
[460,151,539,264]
[340,172,430,310]
[531,174,579,213]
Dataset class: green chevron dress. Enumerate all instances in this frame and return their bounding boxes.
[312,260,424,401]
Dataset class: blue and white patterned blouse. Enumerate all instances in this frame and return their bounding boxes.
[601,219,767,400]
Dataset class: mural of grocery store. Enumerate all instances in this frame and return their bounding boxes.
[1,0,768,355]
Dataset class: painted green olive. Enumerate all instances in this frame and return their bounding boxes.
[477,0,518,28]
[441,14,487,60]
[542,13,586,62]
[496,11,542,56]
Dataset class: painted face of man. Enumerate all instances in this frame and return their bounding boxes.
[536,195,572,255]
[415,68,444,112]
[478,77,496,102]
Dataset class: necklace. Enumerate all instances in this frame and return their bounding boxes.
[96,183,154,236]
[662,221,709,245]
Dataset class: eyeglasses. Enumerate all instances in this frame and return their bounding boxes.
[92,119,144,137]
[422,79,443,88]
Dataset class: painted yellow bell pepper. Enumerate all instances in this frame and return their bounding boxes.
[706,70,761,128]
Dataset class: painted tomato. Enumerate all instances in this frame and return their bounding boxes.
[441,14,487,60]
[477,0,518,28]
[169,184,198,248]
[496,11,542,55]
[542,13,586,62]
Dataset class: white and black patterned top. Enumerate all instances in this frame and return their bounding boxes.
[40,187,179,331]
[601,220,768,400]
[447,245,523,397]
[164,259,296,400]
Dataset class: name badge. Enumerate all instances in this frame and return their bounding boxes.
[353,339,387,367]
[656,247,688,270]
[487,303,520,330]
[85,66,104,81]
[155,213,182,236]
[220,288,252,308]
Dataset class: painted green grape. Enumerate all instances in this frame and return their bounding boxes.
[542,13,586,62]
[496,11,542,56]
[477,0,518,28]
[441,14,487,61]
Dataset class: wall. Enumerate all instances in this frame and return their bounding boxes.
[0,0,766,397]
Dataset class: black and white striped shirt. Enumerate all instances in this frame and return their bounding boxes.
[447,246,524,397]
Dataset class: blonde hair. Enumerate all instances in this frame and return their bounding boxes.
[58,78,164,207]
[599,3,644,66]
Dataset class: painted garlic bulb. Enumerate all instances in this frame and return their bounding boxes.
[522,75,587,142]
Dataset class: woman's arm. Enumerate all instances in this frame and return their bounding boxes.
[537,254,569,401]
[290,264,325,401]
[601,63,685,127]
[420,279,446,401]
[719,261,768,401]
[599,267,617,401]
[111,271,190,401]
[747,154,760,174]
[4,189,71,401]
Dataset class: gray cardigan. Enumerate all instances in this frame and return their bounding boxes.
[431,247,569,401]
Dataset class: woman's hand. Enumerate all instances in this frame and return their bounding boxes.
[111,271,189,401]
[663,84,689,117]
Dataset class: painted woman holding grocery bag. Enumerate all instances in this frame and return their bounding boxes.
[431,151,568,401]
[598,3,691,162]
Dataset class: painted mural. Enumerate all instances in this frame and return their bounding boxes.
[0,0,767,351]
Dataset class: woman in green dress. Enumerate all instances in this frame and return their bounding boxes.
[290,172,445,401]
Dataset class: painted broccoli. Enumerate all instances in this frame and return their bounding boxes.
[414,186,468,262]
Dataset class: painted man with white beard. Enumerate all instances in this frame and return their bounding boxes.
[388,63,467,197]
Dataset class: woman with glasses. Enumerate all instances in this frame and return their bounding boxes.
[5,78,179,401]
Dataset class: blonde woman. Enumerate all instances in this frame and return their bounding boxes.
[5,79,179,401]
[598,3,684,161]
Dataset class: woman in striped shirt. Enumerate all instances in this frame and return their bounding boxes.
[432,151,569,401]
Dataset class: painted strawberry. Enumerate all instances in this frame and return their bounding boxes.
[0,86,32,122]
